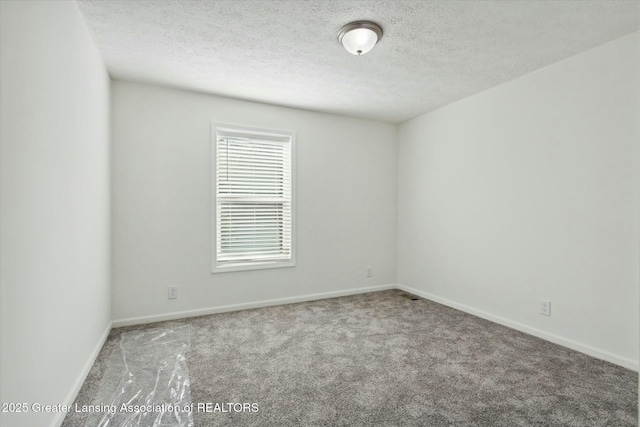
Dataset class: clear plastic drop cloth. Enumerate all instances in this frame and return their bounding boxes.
[85,326,194,427]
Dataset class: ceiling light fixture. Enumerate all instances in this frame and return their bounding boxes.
[337,21,383,56]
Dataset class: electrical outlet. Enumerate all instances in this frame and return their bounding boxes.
[366,266,372,278]
[540,299,550,316]
[168,286,178,300]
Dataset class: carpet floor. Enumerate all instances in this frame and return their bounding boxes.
[62,289,638,426]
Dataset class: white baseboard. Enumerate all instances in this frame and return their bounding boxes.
[112,284,397,327]
[396,283,639,372]
[52,320,112,427]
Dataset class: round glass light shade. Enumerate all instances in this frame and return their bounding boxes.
[338,21,383,56]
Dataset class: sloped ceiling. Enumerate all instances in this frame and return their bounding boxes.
[77,0,640,123]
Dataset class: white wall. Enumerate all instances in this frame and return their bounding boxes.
[0,2,111,427]
[111,81,397,323]
[398,32,640,370]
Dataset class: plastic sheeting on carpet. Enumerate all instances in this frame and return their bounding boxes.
[85,326,194,427]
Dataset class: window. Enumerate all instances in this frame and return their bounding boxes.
[212,123,295,272]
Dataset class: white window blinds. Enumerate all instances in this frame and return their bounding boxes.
[213,125,294,271]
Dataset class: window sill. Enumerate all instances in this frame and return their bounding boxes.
[211,260,296,274]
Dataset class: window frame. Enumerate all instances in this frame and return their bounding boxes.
[211,122,296,273]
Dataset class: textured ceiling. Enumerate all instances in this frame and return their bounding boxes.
[76,0,640,123]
